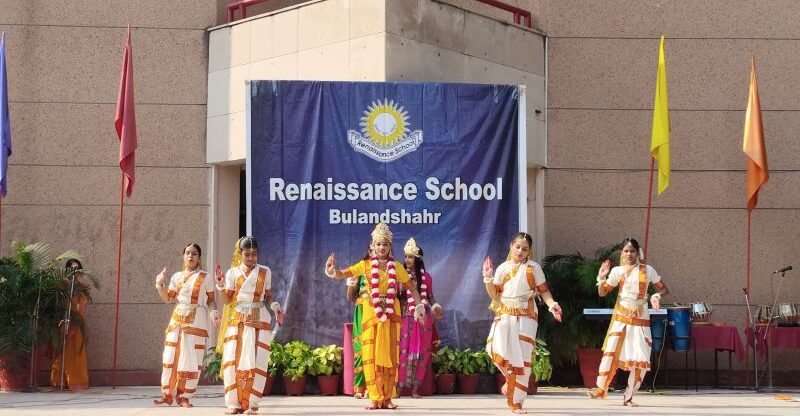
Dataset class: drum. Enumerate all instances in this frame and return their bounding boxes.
[776,303,800,325]
[756,305,774,324]
[690,301,712,322]
[650,318,666,352]
[667,306,691,352]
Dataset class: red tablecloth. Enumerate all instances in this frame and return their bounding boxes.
[745,326,800,354]
[691,323,746,362]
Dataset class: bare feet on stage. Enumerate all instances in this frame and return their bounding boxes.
[365,401,379,410]
[411,393,422,399]
[245,409,258,415]
[177,398,193,408]
[511,409,527,414]
[353,391,365,399]
[623,399,639,407]
[384,401,398,410]
[500,383,508,395]
[586,388,604,399]
[224,408,243,415]
[153,396,172,406]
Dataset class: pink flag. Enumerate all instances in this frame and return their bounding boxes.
[114,26,137,196]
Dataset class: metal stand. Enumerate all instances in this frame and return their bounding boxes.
[59,272,77,391]
[760,269,789,391]
[742,287,758,391]
[24,273,44,392]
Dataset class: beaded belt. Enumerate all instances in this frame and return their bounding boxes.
[236,301,264,310]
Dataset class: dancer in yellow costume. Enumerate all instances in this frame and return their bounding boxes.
[325,223,426,410]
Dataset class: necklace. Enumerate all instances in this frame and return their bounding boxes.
[370,256,397,322]
[406,270,429,315]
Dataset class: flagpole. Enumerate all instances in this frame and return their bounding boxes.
[643,157,655,261]
[112,171,125,388]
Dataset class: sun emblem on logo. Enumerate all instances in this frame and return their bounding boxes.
[360,100,409,147]
[347,98,423,163]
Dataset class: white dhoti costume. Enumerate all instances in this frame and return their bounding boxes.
[486,260,550,412]
[595,263,664,402]
[160,269,214,403]
[220,264,275,411]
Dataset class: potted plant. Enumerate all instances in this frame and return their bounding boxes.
[0,241,93,391]
[310,344,342,396]
[473,349,499,393]
[454,348,481,394]
[282,340,312,395]
[529,339,553,394]
[431,346,457,394]
[264,340,285,395]
[538,243,621,388]
[201,346,222,384]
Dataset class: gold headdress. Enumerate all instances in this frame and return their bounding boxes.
[404,237,421,258]
[371,222,393,244]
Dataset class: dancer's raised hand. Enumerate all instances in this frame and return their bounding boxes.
[598,259,611,279]
[214,264,224,286]
[482,256,494,281]
[325,253,337,278]
[155,267,167,289]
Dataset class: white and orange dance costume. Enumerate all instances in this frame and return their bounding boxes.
[159,269,215,404]
[593,263,667,402]
[485,260,553,412]
[218,263,281,412]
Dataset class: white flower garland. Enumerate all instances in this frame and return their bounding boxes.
[406,269,429,314]
[370,256,397,322]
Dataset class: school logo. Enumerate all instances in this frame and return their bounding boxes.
[348,99,423,162]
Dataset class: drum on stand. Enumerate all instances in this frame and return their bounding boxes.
[667,306,691,352]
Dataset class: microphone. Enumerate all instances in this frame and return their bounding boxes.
[773,265,792,274]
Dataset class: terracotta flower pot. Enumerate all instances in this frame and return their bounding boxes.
[457,374,479,394]
[577,348,603,388]
[0,351,32,392]
[317,374,340,396]
[262,374,274,396]
[283,376,306,396]
[528,376,538,394]
[435,373,456,394]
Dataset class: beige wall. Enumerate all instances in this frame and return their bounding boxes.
[0,1,216,384]
[534,0,800,374]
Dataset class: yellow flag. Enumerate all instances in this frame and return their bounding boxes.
[743,55,768,211]
[650,35,670,194]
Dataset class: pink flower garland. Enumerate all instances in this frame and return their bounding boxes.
[370,256,397,322]
[406,270,429,314]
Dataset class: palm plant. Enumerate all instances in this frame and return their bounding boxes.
[0,241,95,371]
[536,243,622,368]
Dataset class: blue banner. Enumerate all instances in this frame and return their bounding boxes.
[248,81,522,347]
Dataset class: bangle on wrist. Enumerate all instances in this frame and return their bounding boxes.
[548,302,559,313]
[650,293,661,301]
[325,269,336,278]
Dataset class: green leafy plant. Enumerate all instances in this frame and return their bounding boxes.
[537,243,622,368]
[474,349,496,374]
[532,339,552,382]
[267,340,285,377]
[282,340,313,381]
[309,344,343,376]
[202,347,222,381]
[0,241,95,371]
[454,348,482,375]
[431,346,458,375]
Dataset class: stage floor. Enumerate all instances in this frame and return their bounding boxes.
[1,386,798,415]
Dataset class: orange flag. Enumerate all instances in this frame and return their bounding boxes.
[742,55,768,211]
[114,25,137,197]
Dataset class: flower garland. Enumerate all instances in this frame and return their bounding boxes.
[406,269,429,315]
[370,256,397,321]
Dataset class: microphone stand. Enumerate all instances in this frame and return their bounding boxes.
[59,270,77,391]
[762,269,789,390]
[25,272,44,392]
[742,288,757,391]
